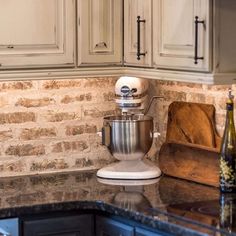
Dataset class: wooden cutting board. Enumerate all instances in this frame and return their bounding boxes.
[159,142,220,187]
[166,101,221,150]
[159,102,222,187]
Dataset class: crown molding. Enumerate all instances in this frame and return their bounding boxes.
[0,66,235,84]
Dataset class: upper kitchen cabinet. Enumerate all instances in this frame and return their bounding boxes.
[0,0,75,69]
[153,0,211,72]
[124,0,152,67]
[213,0,236,75]
[78,0,122,66]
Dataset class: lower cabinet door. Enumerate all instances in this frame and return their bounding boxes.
[22,214,94,236]
[135,227,171,236]
[0,218,19,236]
[96,216,134,236]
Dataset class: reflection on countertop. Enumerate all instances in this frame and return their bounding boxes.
[0,170,235,236]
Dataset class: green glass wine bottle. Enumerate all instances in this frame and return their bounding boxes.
[220,89,236,193]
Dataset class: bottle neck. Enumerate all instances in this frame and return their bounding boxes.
[226,103,235,126]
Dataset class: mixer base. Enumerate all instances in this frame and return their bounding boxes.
[97,160,161,180]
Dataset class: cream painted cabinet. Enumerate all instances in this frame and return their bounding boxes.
[0,0,75,69]
[153,0,211,72]
[124,0,152,67]
[78,0,122,66]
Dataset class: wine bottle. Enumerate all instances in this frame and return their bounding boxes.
[220,89,236,193]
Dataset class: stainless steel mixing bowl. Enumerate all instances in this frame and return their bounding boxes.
[102,115,153,161]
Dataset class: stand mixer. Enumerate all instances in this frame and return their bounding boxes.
[97,76,162,180]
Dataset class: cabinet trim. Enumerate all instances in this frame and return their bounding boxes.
[124,67,214,84]
[0,66,235,84]
[0,67,123,81]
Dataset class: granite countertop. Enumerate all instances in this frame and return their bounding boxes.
[0,170,235,236]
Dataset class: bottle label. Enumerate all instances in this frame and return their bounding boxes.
[220,156,236,191]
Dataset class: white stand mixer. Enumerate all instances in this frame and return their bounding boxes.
[97,76,161,180]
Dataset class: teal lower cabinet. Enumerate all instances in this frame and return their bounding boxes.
[95,216,172,236]
[22,214,94,236]
[96,216,134,236]
[0,218,19,236]
[135,227,166,236]
[20,212,173,236]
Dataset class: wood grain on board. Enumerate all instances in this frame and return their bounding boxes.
[159,142,220,187]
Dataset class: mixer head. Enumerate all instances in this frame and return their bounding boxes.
[115,76,149,113]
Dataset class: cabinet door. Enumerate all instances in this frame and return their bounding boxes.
[78,0,122,66]
[124,0,152,67]
[153,0,211,71]
[0,218,19,236]
[23,214,94,236]
[135,227,171,236]
[0,0,75,69]
[96,216,134,236]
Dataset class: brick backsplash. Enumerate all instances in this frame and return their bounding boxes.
[0,77,118,176]
[0,76,232,176]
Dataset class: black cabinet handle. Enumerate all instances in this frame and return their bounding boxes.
[137,16,146,60]
[194,16,205,64]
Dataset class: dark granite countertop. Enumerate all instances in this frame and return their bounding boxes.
[0,170,235,236]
